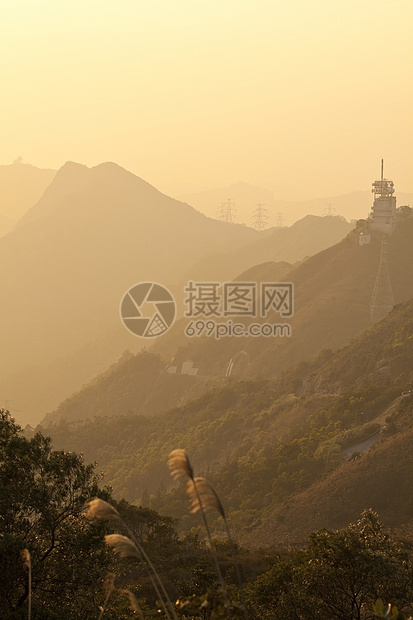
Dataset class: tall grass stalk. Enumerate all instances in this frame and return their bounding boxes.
[86,499,177,620]
[188,477,248,620]
[21,549,31,620]
[167,450,232,618]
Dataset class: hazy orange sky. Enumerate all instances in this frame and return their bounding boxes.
[1,0,412,200]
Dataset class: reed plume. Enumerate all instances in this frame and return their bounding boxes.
[104,535,141,560]
[105,533,173,618]
[85,498,120,521]
[21,549,31,620]
[168,450,232,618]
[186,478,248,619]
[87,497,177,620]
[186,477,225,517]
[167,449,194,480]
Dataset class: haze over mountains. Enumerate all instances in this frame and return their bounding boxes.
[2,155,413,565]
[0,160,56,234]
[0,161,355,425]
[151,217,413,380]
[0,161,256,423]
[190,214,353,281]
[41,213,413,432]
[44,295,413,546]
[181,183,413,226]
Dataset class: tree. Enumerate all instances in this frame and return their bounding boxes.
[0,409,111,619]
[246,511,413,620]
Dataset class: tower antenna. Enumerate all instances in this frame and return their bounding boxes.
[381,159,384,181]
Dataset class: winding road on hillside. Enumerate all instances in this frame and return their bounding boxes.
[343,396,401,459]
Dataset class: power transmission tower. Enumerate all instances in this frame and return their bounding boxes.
[217,198,236,223]
[370,235,394,323]
[251,203,269,231]
[275,211,284,227]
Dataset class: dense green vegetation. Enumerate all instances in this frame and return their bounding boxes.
[4,410,413,619]
[38,299,413,546]
[1,410,266,618]
[41,220,413,430]
[245,509,413,620]
[41,350,210,425]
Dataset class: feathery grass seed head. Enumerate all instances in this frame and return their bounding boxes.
[85,498,120,520]
[104,534,141,560]
[186,477,226,518]
[21,549,31,569]
[167,449,194,481]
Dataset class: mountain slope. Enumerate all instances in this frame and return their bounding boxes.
[0,161,56,233]
[152,217,413,380]
[187,215,353,281]
[41,297,413,546]
[2,161,357,426]
[0,161,260,424]
[182,185,413,225]
[42,217,413,427]
[251,427,413,547]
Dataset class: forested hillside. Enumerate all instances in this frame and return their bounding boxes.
[43,217,413,429]
[43,297,413,544]
[152,217,413,379]
[5,409,413,618]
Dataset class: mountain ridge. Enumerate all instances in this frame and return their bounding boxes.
[41,296,413,546]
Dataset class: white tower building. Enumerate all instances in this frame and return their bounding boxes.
[370,160,396,234]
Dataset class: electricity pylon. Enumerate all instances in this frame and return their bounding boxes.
[251,203,269,231]
[217,198,237,223]
[275,211,284,227]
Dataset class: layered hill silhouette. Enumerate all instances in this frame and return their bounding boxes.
[0,161,261,424]
[182,184,413,225]
[151,217,413,379]
[249,298,413,546]
[42,296,413,546]
[1,161,356,426]
[41,216,413,427]
[187,214,353,281]
[0,161,56,234]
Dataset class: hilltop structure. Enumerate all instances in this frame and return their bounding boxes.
[367,160,396,322]
[369,160,396,234]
